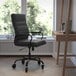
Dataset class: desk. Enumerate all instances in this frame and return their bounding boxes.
[54,32,76,76]
[54,32,76,41]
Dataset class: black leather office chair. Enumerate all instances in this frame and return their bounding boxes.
[11,14,46,72]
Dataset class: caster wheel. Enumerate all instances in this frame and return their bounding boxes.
[41,64,44,70]
[22,60,25,65]
[25,67,28,72]
[38,61,40,65]
[12,64,16,69]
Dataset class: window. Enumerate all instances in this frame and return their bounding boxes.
[26,0,54,37]
[0,0,21,39]
[0,0,55,39]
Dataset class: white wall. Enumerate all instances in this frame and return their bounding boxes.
[71,0,76,65]
[0,40,54,55]
[53,0,72,58]
[56,0,70,31]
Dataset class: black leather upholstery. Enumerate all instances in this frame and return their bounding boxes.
[11,14,46,47]
[11,14,46,72]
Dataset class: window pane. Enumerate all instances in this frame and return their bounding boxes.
[0,0,21,35]
[26,0,53,36]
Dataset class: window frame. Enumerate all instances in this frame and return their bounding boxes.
[0,0,56,40]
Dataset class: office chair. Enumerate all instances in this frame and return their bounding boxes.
[11,14,46,72]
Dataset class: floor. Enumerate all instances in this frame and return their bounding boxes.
[0,57,76,76]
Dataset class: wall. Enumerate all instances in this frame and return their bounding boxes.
[56,0,69,31]
[71,0,76,65]
[0,40,54,55]
[53,0,72,58]
[55,0,76,64]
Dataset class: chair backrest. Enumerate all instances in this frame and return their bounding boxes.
[11,14,29,41]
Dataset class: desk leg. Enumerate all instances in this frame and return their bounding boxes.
[57,41,60,64]
[63,41,68,76]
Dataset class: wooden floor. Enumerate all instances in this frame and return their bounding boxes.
[0,57,76,76]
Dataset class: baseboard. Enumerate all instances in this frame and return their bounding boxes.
[0,55,53,57]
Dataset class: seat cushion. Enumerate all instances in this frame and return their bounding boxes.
[14,39,46,47]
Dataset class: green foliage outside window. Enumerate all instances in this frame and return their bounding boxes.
[27,0,53,36]
[0,0,20,35]
[0,0,53,36]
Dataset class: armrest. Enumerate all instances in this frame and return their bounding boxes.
[30,31,43,40]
